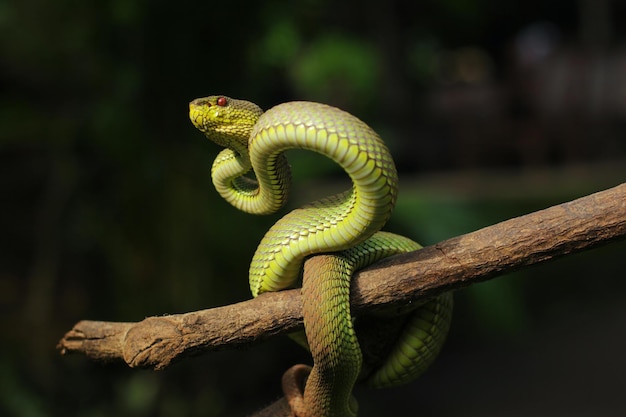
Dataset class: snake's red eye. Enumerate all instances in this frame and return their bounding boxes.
[216,97,227,107]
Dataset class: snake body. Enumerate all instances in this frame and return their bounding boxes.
[189,96,452,417]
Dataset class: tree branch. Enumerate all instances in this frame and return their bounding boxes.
[58,183,626,372]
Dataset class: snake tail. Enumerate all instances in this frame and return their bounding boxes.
[282,232,452,417]
[300,253,361,417]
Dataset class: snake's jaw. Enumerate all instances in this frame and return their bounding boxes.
[188,99,231,147]
[189,96,263,153]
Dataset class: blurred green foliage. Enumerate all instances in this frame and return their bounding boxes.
[1,0,625,416]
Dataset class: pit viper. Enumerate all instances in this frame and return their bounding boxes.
[189,96,453,417]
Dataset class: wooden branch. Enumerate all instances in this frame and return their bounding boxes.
[58,183,626,372]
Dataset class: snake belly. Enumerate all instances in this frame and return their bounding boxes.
[189,96,453,417]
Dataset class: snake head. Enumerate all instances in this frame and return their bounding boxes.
[189,95,263,151]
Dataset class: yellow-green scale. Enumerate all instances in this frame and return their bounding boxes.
[246,101,398,297]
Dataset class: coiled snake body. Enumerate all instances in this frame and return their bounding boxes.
[189,96,452,417]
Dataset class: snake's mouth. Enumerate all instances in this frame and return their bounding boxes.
[188,104,206,132]
[189,99,224,134]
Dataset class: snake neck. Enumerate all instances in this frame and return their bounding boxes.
[211,146,291,214]
[248,101,399,296]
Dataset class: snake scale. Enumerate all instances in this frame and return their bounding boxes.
[189,96,453,417]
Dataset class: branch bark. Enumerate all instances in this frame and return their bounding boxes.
[58,183,626,369]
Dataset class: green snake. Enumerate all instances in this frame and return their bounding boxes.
[189,96,453,417]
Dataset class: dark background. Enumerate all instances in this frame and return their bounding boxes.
[2,0,625,416]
